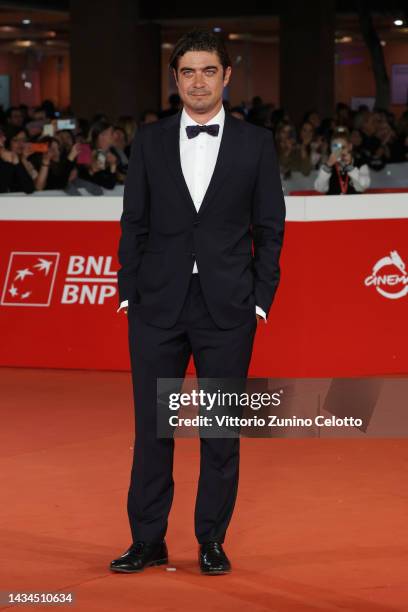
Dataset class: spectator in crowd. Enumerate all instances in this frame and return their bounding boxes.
[0,126,35,193]
[359,112,386,170]
[4,106,25,136]
[298,120,319,166]
[375,118,407,163]
[74,118,91,144]
[270,108,290,133]
[247,102,274,128]
[247,95,264,124]
[76,119,119,190]
[276,121,313,178]
[112,126,129,169]
[55,129,75,157]
[230,106,246,120]
[41,99,57,120]
[395,110,408,162]
[28,136,80,191]
[140,110,159,125]
[303,109,321,130]
[116,115,138,156]
[335,102,353,130]
[159,93,181,118]
[314,126,370,194]
[32,106,48,122]
[4,127,37,192]
[349,128,367,165]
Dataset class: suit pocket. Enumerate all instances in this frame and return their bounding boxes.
[136,251,165,292]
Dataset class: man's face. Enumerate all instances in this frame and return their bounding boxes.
[173,50,231,115]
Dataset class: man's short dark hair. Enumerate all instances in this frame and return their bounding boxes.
[169,29,231,73]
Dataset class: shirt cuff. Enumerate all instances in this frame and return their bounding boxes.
[117,299,128,313]
[256,305,267,323]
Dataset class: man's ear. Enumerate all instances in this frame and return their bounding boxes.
[223,65,232,87]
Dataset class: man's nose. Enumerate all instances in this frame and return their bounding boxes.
[193,73,205,87]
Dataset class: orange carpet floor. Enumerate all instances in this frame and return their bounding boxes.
[1,367,407,611]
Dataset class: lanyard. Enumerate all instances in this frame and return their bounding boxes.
[334,162,349,195]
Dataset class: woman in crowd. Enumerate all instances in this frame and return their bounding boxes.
[375,119,407,164]
[1,127,33,193]
[28,137,80,191]
[55,129,76,157]
[303,109,321,131]
[77,119,119,190]
[111,126,129,179]
[116,115,137,157]
[276,121,313,178]
[2,127,36,193]
[314,126,370,194]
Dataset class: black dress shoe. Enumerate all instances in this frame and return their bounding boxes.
[199,542,231,575]
[110,540,168,573]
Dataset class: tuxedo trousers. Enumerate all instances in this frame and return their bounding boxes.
[126,274,257,544]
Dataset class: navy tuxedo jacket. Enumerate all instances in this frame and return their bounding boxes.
[117,109,286,329]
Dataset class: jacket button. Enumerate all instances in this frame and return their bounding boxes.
[193,220,199,226]
[191,252,196,258]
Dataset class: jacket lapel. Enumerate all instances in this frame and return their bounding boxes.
[161,109,243,218]
[198,112,243,217]
[161,111,197,216]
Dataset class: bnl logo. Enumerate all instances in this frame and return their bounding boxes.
[1,252,117,307]
[1,252,59,307]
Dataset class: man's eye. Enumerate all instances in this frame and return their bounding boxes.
[205,70,216,76]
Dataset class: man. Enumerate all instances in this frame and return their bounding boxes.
[110,29,285,575]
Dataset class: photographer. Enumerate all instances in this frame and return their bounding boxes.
[314,126,370,194]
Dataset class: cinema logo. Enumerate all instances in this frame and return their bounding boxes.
[62,256,117,304]
[364,250,408,300]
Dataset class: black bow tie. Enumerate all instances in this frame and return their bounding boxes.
[185,124,220,139]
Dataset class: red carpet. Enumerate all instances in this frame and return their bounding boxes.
[1,367,407,611]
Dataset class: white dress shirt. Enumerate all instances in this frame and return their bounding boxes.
[118,104,266,322]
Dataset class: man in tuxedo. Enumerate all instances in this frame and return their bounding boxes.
[110,29,285,575]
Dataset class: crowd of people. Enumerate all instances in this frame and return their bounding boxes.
[1,96,407,196]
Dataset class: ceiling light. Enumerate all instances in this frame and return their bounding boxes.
[394,19,403,26]
[15,39,33,47]
[22,19,31,25]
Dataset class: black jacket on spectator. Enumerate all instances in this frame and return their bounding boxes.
[326,158,367,195]
[0,158,35,194]
[77,164,117,189]
[29,153,76,190]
